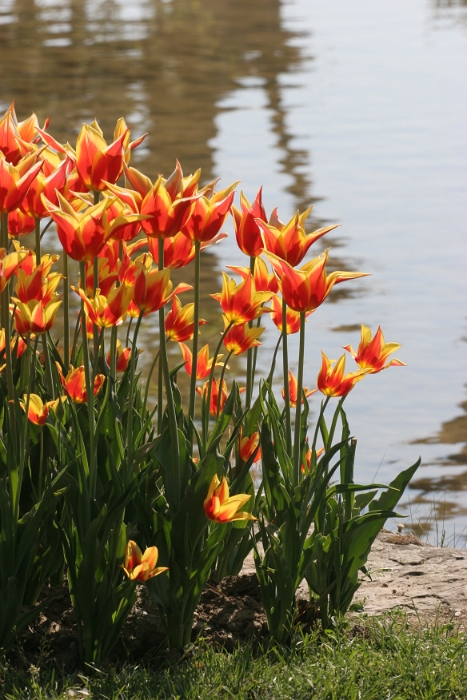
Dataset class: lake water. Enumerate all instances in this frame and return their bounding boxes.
[1,0,466,545]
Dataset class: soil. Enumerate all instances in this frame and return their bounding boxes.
[4,532,467,673]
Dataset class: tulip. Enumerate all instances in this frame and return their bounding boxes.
[0,246,29,293]
[12,298,62,335]
[0,152,43,213]
[165,296,207,342]
[267,250,370,314]
[282,370,317,407]
[232,188,268,257]
[14,255,61,304]
[180,343,224,379]
[72,282,133,328]
[0,329,27,360]
[227,256,278,294]
[196,378,230,416]
[0,103,48,165]
[343,325,406,373]
[301,441,324,474]
[105,340,133,372]
[21,156,71,219]
[148,231,227,269]
[75,119,146,192]
[181,183,236,243]
[222,322,264,356]
[204,474,256,523]
[8,208,35,237]
[124,161,199,239]
[129,256,191,317]
[317,352,371,397]
[57,363,105,404]
[211,272,272,325]
[84,256,119,297]
[121,540,168,582]
[258,206,339,267]
[20,393,62,426]
[238,429,261,463]
[269,294,311,334]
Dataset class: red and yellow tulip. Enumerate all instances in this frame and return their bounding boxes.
[73,282,133,328]
[129,256,191,317]
[121,540,168,582]
[165,296,207,342]
[196,377,230,416]
[343,325,406,373]
[238,429,261,463]
[211,272,272,325]
[204,474,256,523]
[20,393,62,425]
[282,370,317,407]
[222,322,264,356]
[57,364,105,404]
[180,343,224,379]
[0,152,43,213]
[181,183,236,243]
[317,352,370,397]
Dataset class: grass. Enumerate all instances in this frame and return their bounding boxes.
[1,612,466,700]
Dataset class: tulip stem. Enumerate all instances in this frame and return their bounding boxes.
[292,312,306,487]
[34,217,41,266]
[126,312,143,476]
[79,261,95,494]
[143,350,160,411]
[245,256,255,409]
[63,252,70,373]
[204,320,233,442]
[1,212,18,452]
[282,298,292,456]
[266,334,283,387]
[217,349,233,419]
[158,238,181,506]
[187,240,201,452]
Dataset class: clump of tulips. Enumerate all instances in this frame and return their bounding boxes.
[0,103,419,662]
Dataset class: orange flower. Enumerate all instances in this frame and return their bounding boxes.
[105,340,135,373]
[43,192,144,262]
[165,296,207,342]
[317,352,370,397]
[239,429,261,463]
[0,152,43,213]
[75,119,145,192]
[211,272,272,325]
[57,363,105,404]
[0,329,27,362]
[12,297,62,335]
[73,282,133,328]
[222,322,264,356]
[267,250,369,314]
[227,256,278,294]
[204,474,256,523]
[180,343,224,379]
[258,206,338,267]
[22,156,71,219]
[301,441,324,474]
[269,294,311,334]
[121,540,168,582]
[181,183,236,242]
[343,325,406,373]
[129,255,191,317]
[0,103,48,165]
[282,370,317,407]
[124,160,199,239]
[14,254,61,304]
[148,231,227,268]
[20,393,62,426]
[8,208,35,237]
[196,378,230,416]
[232,188,268,257]
[0,246,29,293]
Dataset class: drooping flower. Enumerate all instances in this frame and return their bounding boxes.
[121,540,168,582]
[211,272,272,325]
[266,250,370,314]
[165,296,207,342]
[343,325,406,373]
[232,188,268,257]
[204,474,256,523]
[180,343,224,379]
[238,429,261,464]
[57,363,105,404]
[258,206,338,267]
[20,393,62,426]
[317,352,370,397]
[282,370,317,407]
[222,322,264,356]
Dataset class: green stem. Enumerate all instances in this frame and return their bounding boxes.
[79,261,95,495]
[63,252,70,373]
[292,312,306,487]
[245,256,255,409]
[126,312,143,478]
[158,238,181,506]
[109,326,118,385]
[326,396,347,451]
[217,349,233,419]
[143,350,160,411]
[282,298,292,456]
[203,320,233,442]
[266,334,283,387]
[187,240,201,452]
[1,212,17,450]
[34,217,41,266]
[42,332,54,397]
[156,246,164,432]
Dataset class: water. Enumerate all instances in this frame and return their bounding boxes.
[1,0,466,545]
